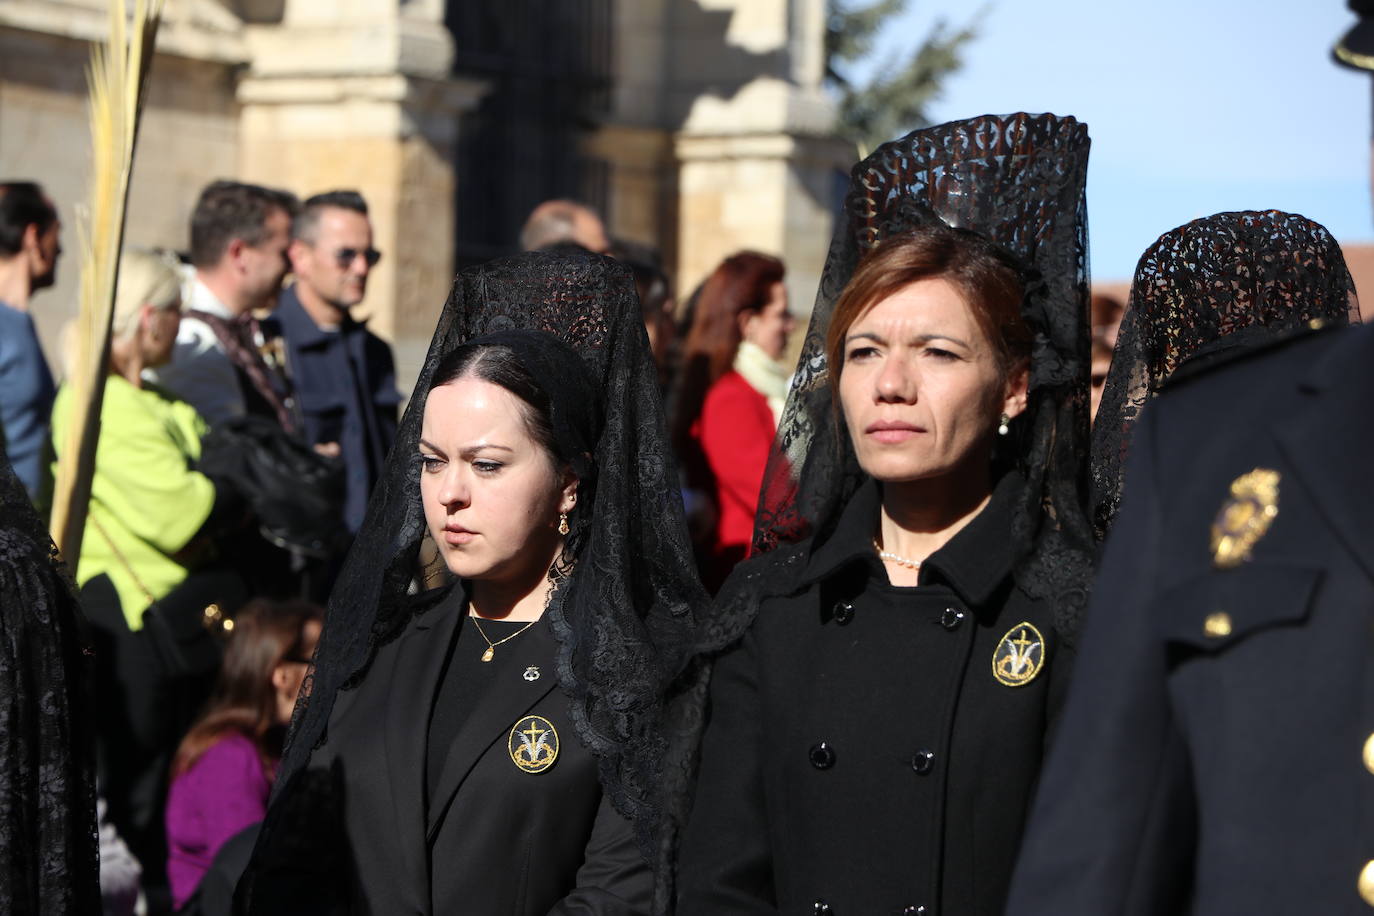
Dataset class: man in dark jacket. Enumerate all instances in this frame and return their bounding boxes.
[274,191,400,533]
[1007,320,1374,914]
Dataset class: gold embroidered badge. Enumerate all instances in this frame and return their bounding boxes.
[509,715,559,774]
[993,622,1045,687]
[1210,468,1279,569]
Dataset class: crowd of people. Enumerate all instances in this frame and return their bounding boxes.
[0,105,1368,915]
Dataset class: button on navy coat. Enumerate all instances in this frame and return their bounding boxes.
[1007,324,1374,914]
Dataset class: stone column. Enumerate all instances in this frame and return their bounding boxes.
[669,0,851,316]
[236,0,486,392]
[594,0,850,316]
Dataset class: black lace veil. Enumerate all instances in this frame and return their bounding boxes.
[242,251,708,895]
[1090,210,1360,539]
[655,113,1096,911]
[713,112,1095,648]
[0,441,100,911]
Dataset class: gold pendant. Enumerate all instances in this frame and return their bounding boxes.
[481,647,494,662]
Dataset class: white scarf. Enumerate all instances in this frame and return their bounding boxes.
[733,340,790,428]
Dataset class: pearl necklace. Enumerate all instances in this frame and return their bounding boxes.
[872,538,923,571]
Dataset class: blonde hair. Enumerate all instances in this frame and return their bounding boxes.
[60,247,183,376]
[111,247,182,338]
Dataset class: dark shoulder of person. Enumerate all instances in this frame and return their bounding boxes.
[1158,318,1345,396]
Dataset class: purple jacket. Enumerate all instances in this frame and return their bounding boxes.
[165,732,274,909]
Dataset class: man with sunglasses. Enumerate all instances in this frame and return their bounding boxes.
[273,190,400,534]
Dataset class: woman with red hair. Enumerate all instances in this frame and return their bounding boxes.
[672,251,794,589]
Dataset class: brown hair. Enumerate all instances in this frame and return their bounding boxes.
[672,251,785,452]
[171,599,323,780]
[825,226,1032,386]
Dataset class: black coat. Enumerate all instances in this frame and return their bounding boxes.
[1006,324,1374,915]
[251,585,651,915]
[677,474,1074,916]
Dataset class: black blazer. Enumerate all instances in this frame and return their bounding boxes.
[1007,324,1374,915]
[250,585,651,915]
[677,475,1073,916]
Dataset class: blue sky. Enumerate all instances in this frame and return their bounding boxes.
[861,1,1372,280]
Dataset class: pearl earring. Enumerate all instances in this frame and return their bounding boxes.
[998,413,1010,436]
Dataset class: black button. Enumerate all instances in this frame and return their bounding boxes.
[814,900,833,915]
[832,601,855,625]
[809,742,836,770]
[911,749,935,775]
[940,607,964,631]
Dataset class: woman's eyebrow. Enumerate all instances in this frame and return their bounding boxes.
[845,330,971,348]
[912,333,971,348]
[458,443,515,459]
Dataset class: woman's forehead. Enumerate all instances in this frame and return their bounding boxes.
[851,278,981,338]
[421,378,530,439]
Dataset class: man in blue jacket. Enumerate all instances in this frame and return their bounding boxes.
[274,191,399,534]
[0,182,60,502]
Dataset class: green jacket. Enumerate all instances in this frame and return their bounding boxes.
[51,375,215,629]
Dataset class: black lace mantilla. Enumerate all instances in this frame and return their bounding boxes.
[240,250,708,904]
[747,112,1093,642]
[653,113,1097,912]
[1090,210,1360,539]
[0,444,100,913]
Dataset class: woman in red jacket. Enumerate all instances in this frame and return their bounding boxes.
[673,252,795,590]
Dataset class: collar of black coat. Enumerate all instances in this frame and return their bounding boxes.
[406,578,463,629]
[273,284,366,348]
[801,470,1021,608]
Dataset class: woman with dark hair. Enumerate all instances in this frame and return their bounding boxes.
[236,251,707,916]
[670,114,1095,916]
[1088,210,1360,539]
[672,252,794,588]
[1005,221,1363,916]
[165,599,322,909]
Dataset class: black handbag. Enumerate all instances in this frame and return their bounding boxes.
[91,518,243,682]
[198,416,347,559]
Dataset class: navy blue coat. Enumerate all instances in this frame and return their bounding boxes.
[1007,323,1374,915]
[271,289,400,533]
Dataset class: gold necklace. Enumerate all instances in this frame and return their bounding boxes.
[469,567,566,662]
[872,537,923,571]
[470,617,538,663]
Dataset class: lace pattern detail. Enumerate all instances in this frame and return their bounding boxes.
[1090,210,1360,539]
[652,113,1098,910]
[0,447,100,912]
[244,251,709,905]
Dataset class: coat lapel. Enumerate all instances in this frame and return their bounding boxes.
[425,615,560,841]
[1273,326,1374,582]
[383,588,463,901]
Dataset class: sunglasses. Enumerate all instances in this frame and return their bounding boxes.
[332,247,382,268]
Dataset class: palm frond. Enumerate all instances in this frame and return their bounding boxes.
[50,0,164,568]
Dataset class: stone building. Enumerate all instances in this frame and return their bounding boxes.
[0,0,850,391]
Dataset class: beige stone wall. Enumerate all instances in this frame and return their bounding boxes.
[5,0,845,388]
[0,21,241,374]
[236,68,483,392]
[596,0,848,340]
